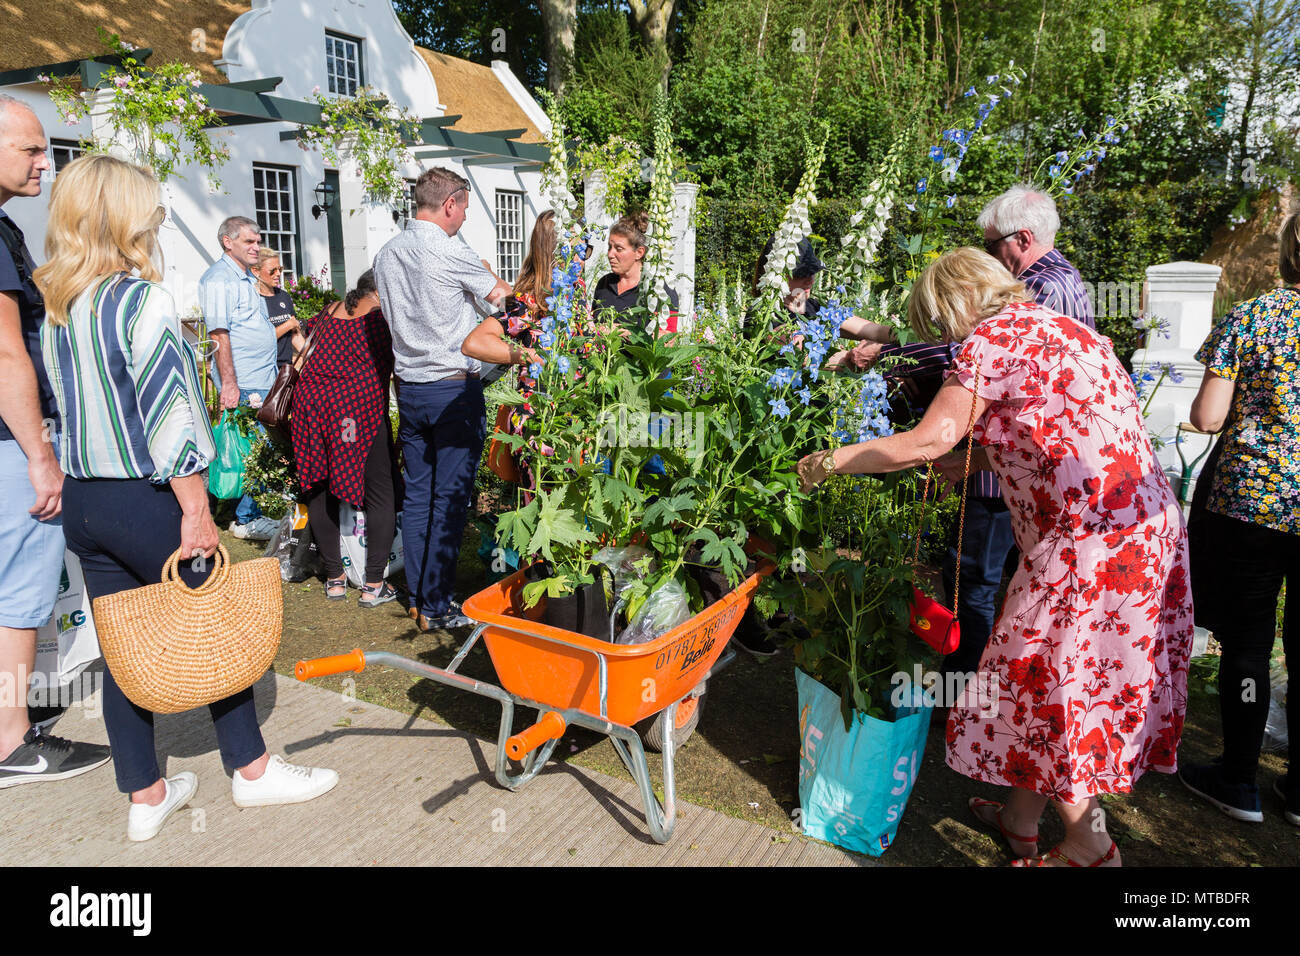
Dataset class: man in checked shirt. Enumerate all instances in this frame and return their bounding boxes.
[853,185,1094,697]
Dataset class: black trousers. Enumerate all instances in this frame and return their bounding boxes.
[62,477,265,793]
[308,433,396,582]
[1212,513,1298,784]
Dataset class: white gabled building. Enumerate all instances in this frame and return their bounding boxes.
[0,0,551,314]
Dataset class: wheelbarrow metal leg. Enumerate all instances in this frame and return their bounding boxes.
[495,704,561,790]
[609,701,677,843]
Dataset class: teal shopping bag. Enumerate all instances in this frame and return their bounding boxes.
[207,411,253,500]
[795,668,931,856]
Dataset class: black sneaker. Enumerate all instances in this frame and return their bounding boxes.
[1273,778,1300,827]
[0,728,111,789]
[1179,761,1264,823]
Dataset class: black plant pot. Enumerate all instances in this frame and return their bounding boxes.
[519,562,611,639]
[683,545,764,643]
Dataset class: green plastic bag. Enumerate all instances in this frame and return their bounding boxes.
[208,411,253,500]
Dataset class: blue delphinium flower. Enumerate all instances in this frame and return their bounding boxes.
[963,86,976,97]
[1055,150,1068,164]
[769,397,791,418]
[557,356,571,375]
[916,179,928,194]
[946,195,957,208]
[942,128,972,149]
[1155,361,1185,384]
[929,146,945,162]
[797,386,812,406]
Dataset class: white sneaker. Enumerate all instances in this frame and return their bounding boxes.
[127,772,198,842]
[233,516,279,542]
[232,754,338,808]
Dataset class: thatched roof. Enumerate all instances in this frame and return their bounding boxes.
[415,47,544,144]
[0,3,545,145]
[0,0,246,84]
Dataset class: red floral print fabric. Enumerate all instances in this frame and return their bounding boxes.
[944,302,1193,803]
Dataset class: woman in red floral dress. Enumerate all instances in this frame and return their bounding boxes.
[798,248,1192,867]
[292,270,400,606]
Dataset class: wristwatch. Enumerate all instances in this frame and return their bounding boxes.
[818,448,837,482]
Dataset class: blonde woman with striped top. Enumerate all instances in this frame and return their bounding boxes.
[34,155,338,842]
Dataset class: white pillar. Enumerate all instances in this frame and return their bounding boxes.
[582,168,611,286]
[334,135,379,287]
[1130,260,1222,484]
[671,182,699,329]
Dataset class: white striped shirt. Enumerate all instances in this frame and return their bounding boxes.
[41,275,215,483]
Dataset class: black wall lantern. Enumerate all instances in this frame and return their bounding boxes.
[311,180,336,220]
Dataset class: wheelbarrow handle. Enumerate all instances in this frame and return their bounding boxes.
[506,710,566,761]
[296,649,367,681]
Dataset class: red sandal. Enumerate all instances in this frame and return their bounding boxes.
[1010,840,1120,867]
[969,797,1039,858]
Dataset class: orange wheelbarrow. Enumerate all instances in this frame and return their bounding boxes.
[296,562,772,843]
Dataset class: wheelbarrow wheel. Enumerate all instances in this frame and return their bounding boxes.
[639,685,705,753]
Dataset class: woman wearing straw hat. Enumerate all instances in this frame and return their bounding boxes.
[35,154,338,842]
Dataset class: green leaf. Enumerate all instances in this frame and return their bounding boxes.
[643,492,697,529]
[521,573,573,608]
[525,488,598,563]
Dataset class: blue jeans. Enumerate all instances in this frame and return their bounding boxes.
[235,387,265,524]
[398,379,485,617]
[941,496,1016,682]
[62,476,266,793]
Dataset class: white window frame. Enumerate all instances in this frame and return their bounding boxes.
[495,190,525,285]
[402,179,417,223]
[50,139,85,176]
[325,31,363,97]
[252,164,300,277]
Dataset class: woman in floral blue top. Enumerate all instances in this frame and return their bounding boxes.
[1181,211,1300,828]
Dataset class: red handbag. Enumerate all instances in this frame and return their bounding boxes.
[907,369,980,656]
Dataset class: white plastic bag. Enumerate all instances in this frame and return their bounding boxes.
[616,578,692,646]
[31,550,100,705]
[339,504,405,588]
[593,545,652,606]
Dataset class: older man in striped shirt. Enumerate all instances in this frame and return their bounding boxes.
[853,186,1094,699]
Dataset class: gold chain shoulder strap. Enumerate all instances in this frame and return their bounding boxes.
[909,368,981,616]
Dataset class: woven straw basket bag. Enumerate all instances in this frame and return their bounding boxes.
[92,545,282,714]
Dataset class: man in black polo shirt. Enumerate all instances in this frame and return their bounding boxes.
[0,95,111,788]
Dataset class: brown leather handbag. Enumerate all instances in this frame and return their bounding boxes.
[257,311,326,445]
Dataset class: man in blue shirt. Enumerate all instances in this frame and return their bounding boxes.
[199,216,278,540]
[0,94,111,787]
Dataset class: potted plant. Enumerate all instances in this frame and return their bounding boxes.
[758,474,941,856]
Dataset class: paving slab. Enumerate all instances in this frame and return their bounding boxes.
[2,668,865,867]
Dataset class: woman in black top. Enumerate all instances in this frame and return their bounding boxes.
[253,247,304,369]
[592,212,679,333]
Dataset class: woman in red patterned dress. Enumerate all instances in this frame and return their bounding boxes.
[292,270,400,606]
[798,248,1192,867]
